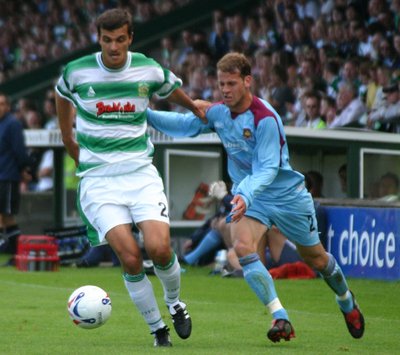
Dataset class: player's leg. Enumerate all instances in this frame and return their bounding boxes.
[140,219,192,340]
[78,175,171,346]
[183,227,222,265]
[106,224,171,346]
[231,217,294,342]
[297,243,365,339]
[132,165,191,341]
[274,191,364,339]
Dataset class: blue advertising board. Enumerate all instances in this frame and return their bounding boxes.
[324,206,399,280]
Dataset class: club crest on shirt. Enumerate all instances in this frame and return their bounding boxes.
[243,128,252,139]
[138,82,149,97]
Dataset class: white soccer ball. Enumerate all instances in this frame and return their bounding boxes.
[67,285,112,329]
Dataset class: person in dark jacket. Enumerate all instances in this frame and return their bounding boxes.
[0,92,31,259]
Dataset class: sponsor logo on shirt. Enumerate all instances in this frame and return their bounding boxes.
[96,101,136,116]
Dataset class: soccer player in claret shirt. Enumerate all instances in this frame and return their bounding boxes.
[55,8,206,347]
[147,52,365,343]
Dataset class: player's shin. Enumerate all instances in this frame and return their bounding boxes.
[239,253,288,320]
[319,253,354,313]
[153,252,181,305]
[123,271,166,332]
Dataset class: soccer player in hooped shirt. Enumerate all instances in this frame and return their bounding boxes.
[55,8,205,347]
[146,52,365,343]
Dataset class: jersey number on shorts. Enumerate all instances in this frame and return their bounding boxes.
[159,202,169,217]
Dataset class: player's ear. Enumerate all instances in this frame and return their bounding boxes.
[244,75,252,89]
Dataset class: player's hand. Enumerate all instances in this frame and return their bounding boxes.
[193,99,211,124]
[227,195,247,223]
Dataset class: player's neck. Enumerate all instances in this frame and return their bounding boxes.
[230,93,253,115]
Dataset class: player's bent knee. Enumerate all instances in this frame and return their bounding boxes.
[303,253,328,271]
[233,241,254,258]
[120,253,142,272]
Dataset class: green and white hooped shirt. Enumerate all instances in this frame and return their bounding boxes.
[56,51,182,177]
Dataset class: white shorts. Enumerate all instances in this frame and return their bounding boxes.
[77,164,169,246]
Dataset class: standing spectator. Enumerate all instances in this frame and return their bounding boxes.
[0,92,31,261]
[55,9,204,347]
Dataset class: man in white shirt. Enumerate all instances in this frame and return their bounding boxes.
[328,83,366,128]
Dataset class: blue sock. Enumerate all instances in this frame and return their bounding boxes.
[239,253,288,320]
[184,229,221,265]
[319,253,354,313]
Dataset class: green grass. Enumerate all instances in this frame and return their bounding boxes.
[0,255,398,355]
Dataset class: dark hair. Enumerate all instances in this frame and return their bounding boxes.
[304,90,321,103]
[217,52,251,77]
[96,9,133,36]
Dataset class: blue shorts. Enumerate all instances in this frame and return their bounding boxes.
[245,190,320,247]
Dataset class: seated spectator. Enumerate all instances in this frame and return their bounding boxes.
[181,181,233,266]
[301,91,326,129]
[376,172,399,202]
[368,82,400,133]
[221,226,315,279]
[320,94,337,127]
[328,82,366,128]
[323,60,342,99]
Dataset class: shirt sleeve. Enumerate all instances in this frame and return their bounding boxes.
[146,108,212,137]
[235,117,281,207]
[153,68,183,99]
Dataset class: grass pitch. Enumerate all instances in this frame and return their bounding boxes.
[0,256,398,355]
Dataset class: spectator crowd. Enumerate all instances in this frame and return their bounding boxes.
[2,0,400,142]
[0,0,194,82]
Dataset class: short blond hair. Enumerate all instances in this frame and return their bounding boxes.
[217,52,251,77]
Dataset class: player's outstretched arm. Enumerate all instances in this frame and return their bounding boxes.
[55,93,79,166]
[167,88,207,123]
[147,108,211,138]
[194,99,212,114]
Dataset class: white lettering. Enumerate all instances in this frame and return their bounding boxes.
[359,232,369,266]
[386,233,396,268]
[339,230,348,264]
[375,232,385,267]
[334,214,396,269]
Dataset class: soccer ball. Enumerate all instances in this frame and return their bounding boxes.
[67,285,112,329]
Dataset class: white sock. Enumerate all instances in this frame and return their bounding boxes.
[153,253,181,306]
[123,273,165,332]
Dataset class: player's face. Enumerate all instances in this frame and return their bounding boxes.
[98,24,132,69]
[217,70,252,112]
